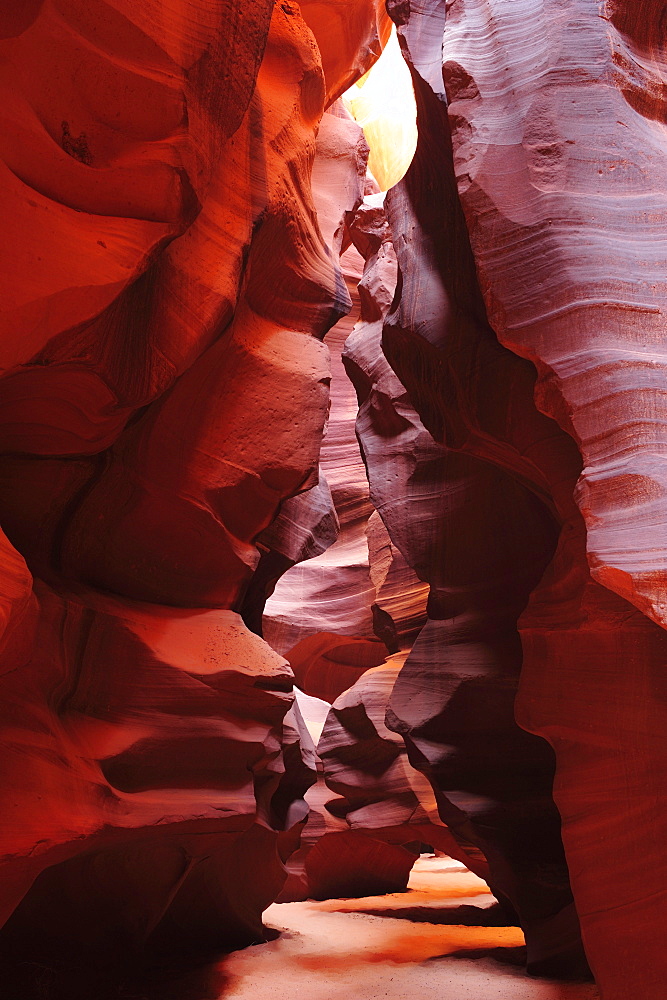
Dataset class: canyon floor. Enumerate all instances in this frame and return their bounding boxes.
[214,857,601,1000]
[1,857,602,1000]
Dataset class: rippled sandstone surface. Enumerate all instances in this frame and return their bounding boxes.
[1,3,665,998]
[0,0,388,967]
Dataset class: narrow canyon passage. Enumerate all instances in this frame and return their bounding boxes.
[0,3,666,1000]
[223,858,600,1000]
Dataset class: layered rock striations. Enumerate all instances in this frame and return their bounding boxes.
[0,0,390,969]
[317,657,492,882]
[375,0,667,995]
[441,3,667,996]
[264,104,427,655]
[2,1,665,995]
[262,111,379,652]
[263,106,433,902]
[344,176,581,972]
[301,0,391,107]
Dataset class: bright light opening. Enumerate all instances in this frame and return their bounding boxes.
[342,26,418,193]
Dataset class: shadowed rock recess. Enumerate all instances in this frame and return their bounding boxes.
[0,2,665,999]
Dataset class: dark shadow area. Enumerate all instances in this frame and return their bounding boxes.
[448,944,594,982]
[445,945,527,968]
[0,957,233,1000]
[343,901,519,926]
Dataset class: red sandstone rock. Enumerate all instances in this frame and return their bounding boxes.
[0,0,386,969]
[345,189,581,970]
[274,178,473,904]
[302,830,417,900]
[239,474,340,636]
[262,109,380,652]
[435,2,667,994]
[286,631,388,704]
[3,1,664,995]
[364,0,667,993]
[264,107,427,654]
[301,1,391,107]
[318,659,492,878]
[0,586,302,950]
[278,654,491,903]
[262,108,432,904]
[357,0,589,977]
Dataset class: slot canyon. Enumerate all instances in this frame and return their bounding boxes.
[0,1,665,998]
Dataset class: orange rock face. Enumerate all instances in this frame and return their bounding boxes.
[3,1,667,996]
[0,0,388,972]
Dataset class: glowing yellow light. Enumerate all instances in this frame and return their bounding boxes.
[342,27,418,192]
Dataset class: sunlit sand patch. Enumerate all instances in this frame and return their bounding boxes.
[220,857,601,1000]
[315,868,492,915]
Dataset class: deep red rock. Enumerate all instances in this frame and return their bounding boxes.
[286,631,388,704]
[0,0,387,966]
[2,2,666,995]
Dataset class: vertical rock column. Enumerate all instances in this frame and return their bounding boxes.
[437,2,667,996]
[369,0,588,975]
[264,103,436,901]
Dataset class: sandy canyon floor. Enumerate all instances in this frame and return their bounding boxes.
[2,857,602,1000]
[216,857,601,1000]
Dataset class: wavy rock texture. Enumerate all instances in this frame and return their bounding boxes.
[263,110,427,654]
[278,653,490,903]
[344,176,583,974]
[286,631,388,704]
[0,0,391,971]
[318,658,492,878]
[262,110,379,651]
[3,1,664,996]
[376,0,667,995]
[263,108,431,903]
[437,3,667,997]
[0,594,301,955]
[301,0,392,106]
